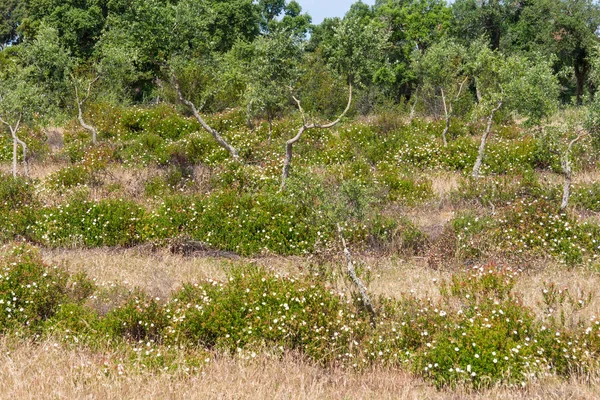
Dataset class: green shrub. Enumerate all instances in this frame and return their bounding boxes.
[100,292,168,343]
[0,246,70,333]
[414,264,576,388]
[0,175,39,241]
[165,267,370,363]
[36,199,146,247]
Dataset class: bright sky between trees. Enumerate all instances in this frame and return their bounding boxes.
[296,0,376,24]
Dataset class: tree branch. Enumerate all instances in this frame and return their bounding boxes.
[280,84,353,191]
[337,224,376,323]
[172,75,239,161]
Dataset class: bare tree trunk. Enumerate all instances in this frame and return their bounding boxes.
[12,136,17,178]
[409,87,419,123]
[440,88,449,147]
[268,117,273,145]
[561,131,589,210]
[14,135,28,178]
[281,125,305,190]
[472,101,502,178]
[72,74,100,145]
[173,77,239,161]
[337,224,375,322]
[246,100,254,131]
[1,115,22,178]
[475,78,483,103]
[77,102,98,144]
[280,84,352,191]
[440,78,467,147]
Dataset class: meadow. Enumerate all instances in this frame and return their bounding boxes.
[0,103,599,398]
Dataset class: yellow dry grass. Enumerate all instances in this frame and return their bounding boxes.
[1,337,599,400]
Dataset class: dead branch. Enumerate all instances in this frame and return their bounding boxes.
[337,223,376,322]
[172,75,239,161]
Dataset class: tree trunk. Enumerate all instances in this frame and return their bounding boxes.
[337,224,375,323]
[72,74,100,144]
[440,88,449,147]
[561,131,589,210]
[77,101,98,144]
[173,77,239,161]
[280,126,305,191]
[14,134,28,178]
[409,87,419,123]
[1,116,22,178]
[472,101,502,178]
[12,136,17,178]
[280,84,353,191]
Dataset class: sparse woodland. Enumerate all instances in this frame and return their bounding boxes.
[1,0,600,396]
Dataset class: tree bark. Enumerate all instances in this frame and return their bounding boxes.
[441,77,467,147]
[280,83,352,191]
[561,131,589,210]
[441,88,449,147]
[409,87,419,123]
[337,224,375,323]
[472,101,502,178]
[173,77,239,161]
[72,75,100,144]
[0,115,24,178]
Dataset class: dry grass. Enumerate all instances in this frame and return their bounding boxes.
[41,248,600,322]
[1,337,599,400]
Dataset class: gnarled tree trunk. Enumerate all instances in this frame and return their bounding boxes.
[173,76,239,161]
[472,100,502,178]
[72,74,100,144]
[280,83,352,191]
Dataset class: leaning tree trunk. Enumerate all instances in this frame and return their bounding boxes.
[173,77,239,161]
[472,101,502,178]
[561,131,589,210]
[280,84,353,191]
[441,88,449,147]
[72,74,100,144]
[337,224,375,323]
[77,102,98,144]
[409,87,419,123]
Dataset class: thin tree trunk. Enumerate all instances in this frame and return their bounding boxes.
[409,87,419,123]
[12,136,17,178]
[173,77,239,161]
[280,84,352,191]
[72,74,100,144]
[441,88,449,147]
[14,135,28,178]
[246,100,254,131]
[337,224,375,323]
[77,101,98,144]
[1,115,22,178]
[268,117,273,145]
[475,78,483,103]
[561,131,589,210]
[472,101,502,178]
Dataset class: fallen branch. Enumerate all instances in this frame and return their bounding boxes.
[337,223,376,322]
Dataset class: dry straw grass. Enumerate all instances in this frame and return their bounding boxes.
[1,337,599,400]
